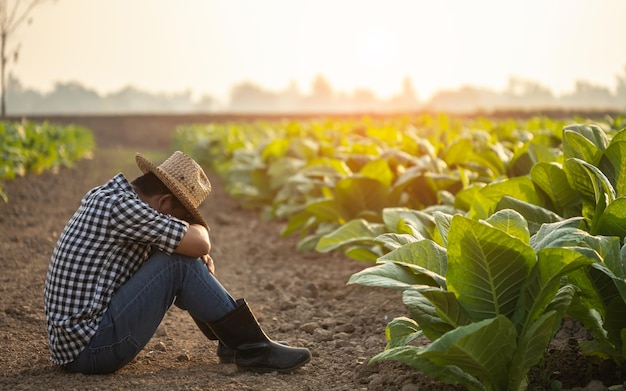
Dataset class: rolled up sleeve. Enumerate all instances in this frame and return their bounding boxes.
[110,195,188,254]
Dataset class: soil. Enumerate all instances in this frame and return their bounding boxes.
[1,115,625,390]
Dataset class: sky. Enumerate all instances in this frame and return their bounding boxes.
[8,0,626,103]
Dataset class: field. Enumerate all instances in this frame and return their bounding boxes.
[0,115,624,390]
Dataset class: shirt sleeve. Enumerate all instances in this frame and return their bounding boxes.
[109,194,188,254]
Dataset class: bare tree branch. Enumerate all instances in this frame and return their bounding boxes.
[0,1,8,31]
[7,0,43,35]
[0,0,48,116]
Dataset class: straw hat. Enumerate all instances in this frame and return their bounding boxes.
[135,151,211,229]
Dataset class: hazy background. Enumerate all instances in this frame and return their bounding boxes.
[6,0,626,114]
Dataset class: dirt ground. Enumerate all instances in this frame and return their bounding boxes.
[1,116,625,390]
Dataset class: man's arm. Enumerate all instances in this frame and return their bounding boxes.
[175,224,211,257]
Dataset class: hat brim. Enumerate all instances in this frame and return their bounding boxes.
[136,153,209,230]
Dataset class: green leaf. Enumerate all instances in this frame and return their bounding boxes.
[425,172,463,195]
[281,210,313,237]
[471,147,507,178]
[418,287,472,328]
[385,316,422,348]
[443,137,473,167]
[594,197,626,238]
[347,263,435,291]
[391,157,442,192]
[266,157,305,190]
[600,140,626,196]
[567,295,610,345]
[483,209,530,244]
[604,297,626,356]
[585,235,623,279]
[447,215,535,320]
[530,162,581,213]
[288,137,319,160]
[433,211,453,247]
[564,155,611,203]
[566,267,609,320]
[261,138,289,161]
[590,262,626,309]
[467,176,543,220]
[509,143,535,176]
[382,207,435,239]
[396,219,422,237]
[344,245,382,262]
[420,315,516,390]
[335,176,390,219]
[403,289,457,341]
[513,248,595,331]
[563,125,608,202]
[563,125,607,161]
[302,158,351,176]
[579,340,623,361]
[296,232,327,252]
[378,240,448,287]
[571,157,616,203]
[508,311,561,390]
[455,184,483,212]
[370,346,487,391]
[305,198,348,222]
[546,284,579,321]
[529,217,586,251]
[360,158,393,187]
[495,196,563,235]
[375,233,421,251]
[315,219,385,252]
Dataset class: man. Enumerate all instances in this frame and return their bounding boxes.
[44,151,310,374]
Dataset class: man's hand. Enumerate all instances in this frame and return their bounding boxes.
[201,254,215,274]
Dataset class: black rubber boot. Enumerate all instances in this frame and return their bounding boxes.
[208,299,311,372]
[192,316,290,364]
[192,316,237,363]
[191,316,289,364]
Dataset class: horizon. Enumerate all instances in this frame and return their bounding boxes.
[7,69,626,103]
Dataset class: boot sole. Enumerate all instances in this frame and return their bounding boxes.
[236,355,311,374]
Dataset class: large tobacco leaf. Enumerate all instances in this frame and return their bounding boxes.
[446,214,535,321]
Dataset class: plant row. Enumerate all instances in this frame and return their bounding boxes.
[174,114,626,390]
[0,120,95,201]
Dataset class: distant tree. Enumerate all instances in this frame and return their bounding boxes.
[616,65,626,107]
[506,77,554,100]
[45,81,102,113]
[229,81,277,112]
[387,76,419,112]
[194,93,215,112]
[6,72,43,113]
[562,80,614,109]
[306,74,334,111]
[504,77,557,109]
[276,80,302,112]
[311,74,333,99]
[352,88,378,111]
[0,0,47,117]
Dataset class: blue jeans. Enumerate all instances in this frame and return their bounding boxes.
[65,251,237,374]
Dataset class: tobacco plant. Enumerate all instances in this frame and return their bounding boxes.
[349,211,604,390]
[175,116,626,386]
[0,120,94,202]
[347,123,626,387]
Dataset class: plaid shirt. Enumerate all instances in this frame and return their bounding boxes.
[44,174,188,365]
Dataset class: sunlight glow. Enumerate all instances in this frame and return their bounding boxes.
[9,0,626,102]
